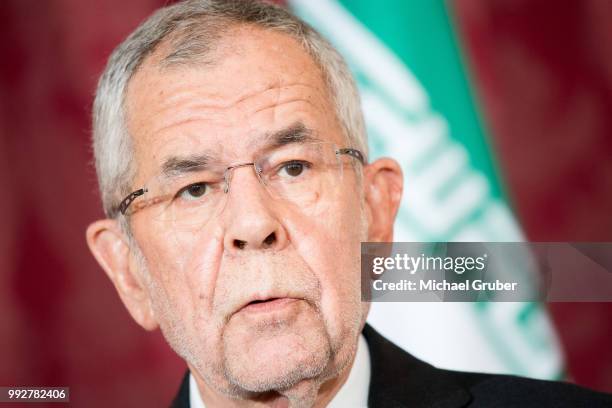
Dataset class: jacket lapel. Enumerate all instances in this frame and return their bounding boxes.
[363,324,472,408]
[170,371,190,408]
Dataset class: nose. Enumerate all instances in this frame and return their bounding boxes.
[222,165,288,252]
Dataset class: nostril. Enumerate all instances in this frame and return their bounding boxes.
[233,239,246,249]
[263,232,276,247]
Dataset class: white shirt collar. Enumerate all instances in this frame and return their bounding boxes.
[190,334,370,408]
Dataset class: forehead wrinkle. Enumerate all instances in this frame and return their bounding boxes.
[150,81,324,124]
[136,73,320,118]
[144,82,329,143]
[251,95,321,116]
[233,82,321,109]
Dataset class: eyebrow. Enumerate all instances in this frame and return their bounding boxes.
[161,153,213,177]
[159,122,319,177]
[261,122,319,149]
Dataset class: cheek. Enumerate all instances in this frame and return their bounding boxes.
[132,221,223,334]
[135,234,228,369]
[285,195,365,333]
[133,217,215,276]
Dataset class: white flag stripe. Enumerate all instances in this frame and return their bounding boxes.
[361,89,444,163]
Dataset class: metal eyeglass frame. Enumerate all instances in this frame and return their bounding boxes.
[116,147,366,216]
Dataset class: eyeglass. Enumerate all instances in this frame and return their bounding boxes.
[115,141,366,229]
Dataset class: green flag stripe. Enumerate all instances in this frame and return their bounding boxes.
[336,0,503,198]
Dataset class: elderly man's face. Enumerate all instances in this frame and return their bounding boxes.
[122,26,369,395]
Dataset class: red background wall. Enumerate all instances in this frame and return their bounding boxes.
[1,0,611,406]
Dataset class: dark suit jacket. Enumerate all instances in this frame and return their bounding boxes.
[171,324,612,407]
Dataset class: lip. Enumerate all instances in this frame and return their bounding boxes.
[239,297,299,314]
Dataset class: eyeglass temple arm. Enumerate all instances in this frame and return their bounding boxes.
[118,188,147,215]
[337,148,366,164]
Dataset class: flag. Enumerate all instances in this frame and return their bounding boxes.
[289,0,563,379]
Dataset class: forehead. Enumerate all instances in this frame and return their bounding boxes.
[125,26,343,182]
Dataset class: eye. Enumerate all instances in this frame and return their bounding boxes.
[177,182,209,201]
[278,161,310,178]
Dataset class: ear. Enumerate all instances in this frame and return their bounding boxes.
[363,158,403,242]
[86,219,158,331]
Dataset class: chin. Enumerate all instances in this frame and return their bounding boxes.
[227,346,331,393]
[221,308,334,393]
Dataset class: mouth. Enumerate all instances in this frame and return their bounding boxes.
[239,297,299,314]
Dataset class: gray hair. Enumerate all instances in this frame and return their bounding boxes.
[92,0,367,218]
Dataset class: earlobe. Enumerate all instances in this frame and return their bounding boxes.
[364,158,403,242]
[86,219,159,331]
